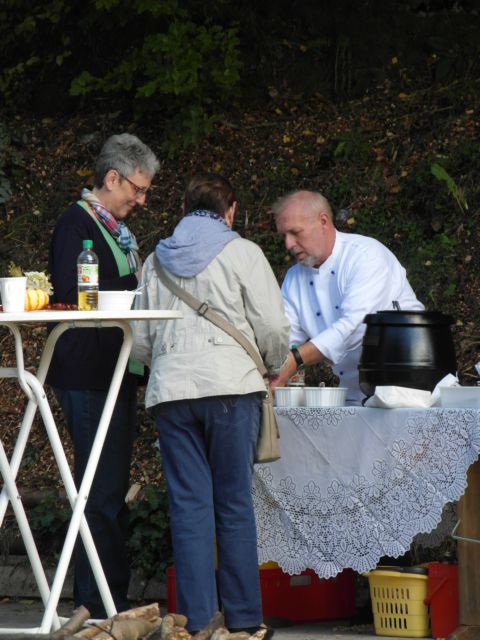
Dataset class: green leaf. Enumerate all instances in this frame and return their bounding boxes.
[334,141,346,157]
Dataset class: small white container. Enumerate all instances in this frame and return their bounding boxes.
[304,387,348,407]
[440,386,480,408]
[0,276,27,312]
[275,387,305,407]
[98,290,137,311]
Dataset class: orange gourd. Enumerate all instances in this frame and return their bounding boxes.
[25,288,49,311]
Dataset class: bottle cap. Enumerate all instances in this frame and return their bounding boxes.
[82,239,93,249]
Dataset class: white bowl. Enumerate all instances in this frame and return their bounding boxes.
[440,386,480,408]
[275,387,305,407]
[304,387,347,407]
[98,290,137,311]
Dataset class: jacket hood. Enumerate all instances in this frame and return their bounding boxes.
[155,210,239,277]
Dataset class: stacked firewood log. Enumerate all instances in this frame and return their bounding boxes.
[75,605,267,640]
[1,604,268,640]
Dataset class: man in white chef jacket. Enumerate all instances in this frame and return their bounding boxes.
[271,190,424,404]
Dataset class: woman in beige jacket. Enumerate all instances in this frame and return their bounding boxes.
[133,172,289,636]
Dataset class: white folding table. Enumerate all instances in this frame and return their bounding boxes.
[0,309,181,634]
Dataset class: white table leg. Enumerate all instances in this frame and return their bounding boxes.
[0,322,38,527]
[13,369,114,631]
[0,321,61,525]
[39,320,133,632]
[0,369,38,527]
[0,366,106,632]
[0,441,61,630]
[0,319,133,633]
[0,311,179,634]
[0,369,106,558]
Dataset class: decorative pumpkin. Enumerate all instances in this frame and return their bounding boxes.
[25,288,50,310]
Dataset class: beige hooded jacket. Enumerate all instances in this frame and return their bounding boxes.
[132,237,290,408]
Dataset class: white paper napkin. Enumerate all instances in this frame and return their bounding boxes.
[430,373,460,406]
[364,373,459,409]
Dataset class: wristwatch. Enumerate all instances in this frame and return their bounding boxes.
[290,346,304,369]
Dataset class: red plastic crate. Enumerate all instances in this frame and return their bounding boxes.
[166,566,176,613]
[166,566,356,623]
[260,567,355,623]
[425,562,459,639]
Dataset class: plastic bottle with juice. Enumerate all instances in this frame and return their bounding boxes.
[77,239,99,310]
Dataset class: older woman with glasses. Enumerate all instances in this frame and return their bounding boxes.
[47,133,160,618]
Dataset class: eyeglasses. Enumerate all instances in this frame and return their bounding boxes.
[120,173,150,197]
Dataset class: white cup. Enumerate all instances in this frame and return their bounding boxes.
[0,276,27,312]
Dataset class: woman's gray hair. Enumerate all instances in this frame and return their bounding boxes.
[94,133,160,187]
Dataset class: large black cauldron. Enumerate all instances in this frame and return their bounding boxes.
[358,310,457,397]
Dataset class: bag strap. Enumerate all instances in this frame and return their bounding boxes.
[153,256,268,378]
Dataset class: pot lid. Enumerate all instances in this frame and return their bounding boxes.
[363,310,454,326]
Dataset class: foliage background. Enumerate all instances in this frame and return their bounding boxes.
[1,0,480,579]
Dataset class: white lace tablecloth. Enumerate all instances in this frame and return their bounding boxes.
[252,407,480,578]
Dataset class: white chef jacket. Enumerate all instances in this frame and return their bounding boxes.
[281,230,424,403]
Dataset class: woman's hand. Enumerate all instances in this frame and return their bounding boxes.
[269,371,290,395]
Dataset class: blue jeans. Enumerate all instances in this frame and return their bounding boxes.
[154,393,263,632]
[54,376,137,617]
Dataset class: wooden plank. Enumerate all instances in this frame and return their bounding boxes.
[457,459,480,625]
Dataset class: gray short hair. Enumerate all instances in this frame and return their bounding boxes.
[94,133,160,187]
[271,190,333,221]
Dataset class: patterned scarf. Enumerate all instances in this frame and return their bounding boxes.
[81,188,140,273]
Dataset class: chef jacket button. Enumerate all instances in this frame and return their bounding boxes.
[335,305,339,309]
[309,281,313,286]
[331,270,335,275]
[217,337,223,343]
[339,371,344,375]
[316,311,321,316]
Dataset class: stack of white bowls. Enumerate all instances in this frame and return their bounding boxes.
[274,386,347,407]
